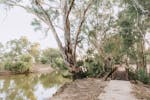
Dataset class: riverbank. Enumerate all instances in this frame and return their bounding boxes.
[0,70,68,100]
[0,64,53,76]
[31,64,54,73]
[51,78,150,100]
[51,78,107,100]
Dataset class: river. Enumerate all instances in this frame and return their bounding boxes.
[0,71,69,100]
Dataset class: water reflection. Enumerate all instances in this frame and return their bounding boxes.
[0,71,69,100]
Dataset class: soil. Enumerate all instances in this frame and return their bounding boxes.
[132,82,150,100]
[31,64,53,73]
[98,80,137,100]
[51,78,107,100]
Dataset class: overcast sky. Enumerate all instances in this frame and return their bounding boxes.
[0,6,149,50]
[0,6,58,49]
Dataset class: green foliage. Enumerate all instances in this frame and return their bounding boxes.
[77,60,84,66]
[40,57,49,64]
[129,68,150,84]
[4,61,12,71]
[4,54,32,73]
[40,48,66,69]
[20,54,32,63]
[84,61,103,77]
[0,0,149,80]
[2,36,40,64]
[31,18,42,31]
[103,34,123,64]
[83,54,103,77]
[52,58,66,70]
[137,69,150,84]
[4,61,31,73]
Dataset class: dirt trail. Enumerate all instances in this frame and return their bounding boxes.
[51,78,107,100]
[98,80,137,100]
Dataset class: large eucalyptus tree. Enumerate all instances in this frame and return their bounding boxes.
[0,0,95,73]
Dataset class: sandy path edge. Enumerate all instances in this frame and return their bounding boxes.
[98,80,137,100]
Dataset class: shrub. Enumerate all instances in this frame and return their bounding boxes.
[52,58,66,70]
[40,57,49,64]
[4,54,32,73]
[4,61,32,73]
[77,60,84,66]
[129,68,150,84]
[84,57,103,77]
[4,61,12,70]
[137,69,150,84]
[19,54,32,63]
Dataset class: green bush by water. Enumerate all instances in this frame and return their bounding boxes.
[5,61,31,73]
[4,54,32,73]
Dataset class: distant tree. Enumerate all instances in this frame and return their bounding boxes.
[6,36,30,56]
[3,36,41,64]
[118,0,150,71]
[29,42,41,63]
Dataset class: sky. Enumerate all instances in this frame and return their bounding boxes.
[0,5,149,50]
[0,6,58,49]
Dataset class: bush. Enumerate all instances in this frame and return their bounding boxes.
[40,57,49,64]
[4,61,32,73]
[19,54,32,63]
[129,68,150,84]
[52,58,66,70]
[137,69,150,84]
[4,54,32,73]
[4,61,12,70]
[84,57,103,77]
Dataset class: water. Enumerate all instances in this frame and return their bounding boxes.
[0,71,69,100]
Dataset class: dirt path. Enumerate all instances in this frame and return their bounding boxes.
[51,78,107,100]
[98,80,137,100]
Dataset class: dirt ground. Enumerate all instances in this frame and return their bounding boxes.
[132,82,150,100]
[98,80,137,100]
[51,78,107,100]
[51,78,150,100]
[31,64,53,73]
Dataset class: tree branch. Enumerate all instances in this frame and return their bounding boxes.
[66,0,75,22]
[131,0,149,14]
[5,0,65,58]
[35,0,64,51]
[5,1,48,24]
[73,0,94,58]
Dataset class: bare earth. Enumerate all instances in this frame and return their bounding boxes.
[98,80,137,100]
[31,64,53,73]
[51,78,107,100]
[132,82,150,100]
[51,79,150,100]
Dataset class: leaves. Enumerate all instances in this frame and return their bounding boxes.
[31,18,42,31]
